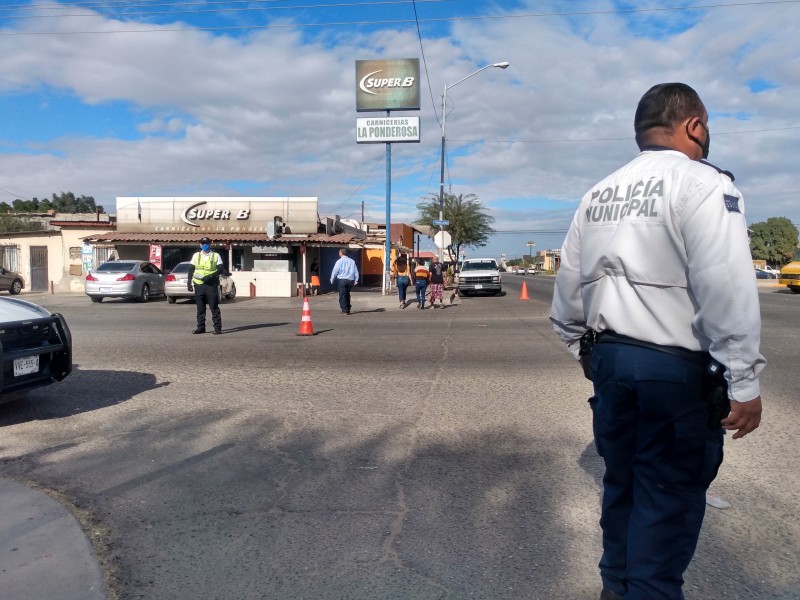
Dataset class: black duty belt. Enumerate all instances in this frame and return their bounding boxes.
[596,330,710,365]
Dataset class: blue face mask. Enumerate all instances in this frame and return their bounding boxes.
[201,244,210,252]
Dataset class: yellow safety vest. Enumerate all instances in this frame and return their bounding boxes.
[192,252,220,285]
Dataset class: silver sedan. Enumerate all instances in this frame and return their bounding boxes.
[0,266,24,294]
[84,260,166,303]
[164,261,236,304]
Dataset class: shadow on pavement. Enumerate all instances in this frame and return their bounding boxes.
[0,366,168,426]
[220,322,290,333]
[1,399,793,599]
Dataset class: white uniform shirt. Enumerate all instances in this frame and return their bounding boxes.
[551,149,765,401]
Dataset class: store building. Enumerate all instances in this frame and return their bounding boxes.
[81,197,370,297]
[533,248,561,273]
[0,200,431,297]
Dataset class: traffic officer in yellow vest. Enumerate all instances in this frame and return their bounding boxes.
[187,237,224,334]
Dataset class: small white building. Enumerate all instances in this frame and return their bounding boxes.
[0,213,114,293]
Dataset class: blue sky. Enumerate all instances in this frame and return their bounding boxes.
[1,0,799,260]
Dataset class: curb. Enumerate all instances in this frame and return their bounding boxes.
[0,478,106,600]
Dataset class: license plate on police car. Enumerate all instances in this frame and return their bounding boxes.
[474,284,483,289]
[14,355,39,377]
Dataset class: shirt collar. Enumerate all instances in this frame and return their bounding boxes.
[700,159,736,182]
[640,144,676,152]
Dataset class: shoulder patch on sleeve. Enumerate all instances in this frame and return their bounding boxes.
[723,194,741,213]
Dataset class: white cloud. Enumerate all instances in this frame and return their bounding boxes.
[0,0,798,258]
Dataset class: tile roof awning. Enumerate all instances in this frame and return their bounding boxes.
[81,231,358,245]
[50,221,116,228]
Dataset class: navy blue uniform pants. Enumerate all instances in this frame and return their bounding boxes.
[195,282,221,331]
[336,278,353,314]
[590,342,724,600]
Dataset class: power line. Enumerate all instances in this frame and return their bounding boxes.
[0,0,448,21]
[1,0,298,11]
[493,229,569,235]
[449,125,800,145]
[0,187,36,202]
[1,1,795,35]
[330,151,383,214]
[411,0,439,129]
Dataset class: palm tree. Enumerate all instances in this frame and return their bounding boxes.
[416,192,495,262]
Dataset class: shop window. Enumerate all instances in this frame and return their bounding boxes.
[94,246,116,268]
[0,244,20,272]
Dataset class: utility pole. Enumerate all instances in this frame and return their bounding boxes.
[526,241,536,264]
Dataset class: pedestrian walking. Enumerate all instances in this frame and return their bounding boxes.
[330,248,359,315]
[188,237,225,335]
[391,253,413,308]
[550,82,765,600]
[428,256,446,308]
[413,260,430,309]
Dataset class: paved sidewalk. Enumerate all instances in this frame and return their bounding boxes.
[0,478,106,600]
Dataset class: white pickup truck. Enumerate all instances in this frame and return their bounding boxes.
[456,258,502,296]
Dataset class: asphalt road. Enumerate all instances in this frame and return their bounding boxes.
[1,279,797,600]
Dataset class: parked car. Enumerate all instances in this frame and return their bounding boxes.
[85,260,166,303]
[0,296,72,404]
[0,266,24,294]
[755,268,777,279]
[456,258,502,296]
[164,261,237,304]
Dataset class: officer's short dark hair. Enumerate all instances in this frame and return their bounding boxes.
[634,83,705,149]
[200,236,211,244]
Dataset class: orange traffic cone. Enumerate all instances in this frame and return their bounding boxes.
[297,297,317,336]
[520,281,530,300]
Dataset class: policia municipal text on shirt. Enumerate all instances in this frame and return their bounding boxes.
[551,83,764,600]
[187,237,224,334]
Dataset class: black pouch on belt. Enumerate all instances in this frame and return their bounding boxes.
[704,360,730,429]
[578,329,596,381]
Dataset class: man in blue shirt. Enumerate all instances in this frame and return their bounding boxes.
[330,248,359,315]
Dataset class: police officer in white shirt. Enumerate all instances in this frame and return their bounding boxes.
[551,83,765,600]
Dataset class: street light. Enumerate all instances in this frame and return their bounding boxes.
[438,61,510,264]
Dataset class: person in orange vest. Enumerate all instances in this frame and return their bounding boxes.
[413,260,430,309]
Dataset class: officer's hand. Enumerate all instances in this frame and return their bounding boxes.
[188,284,193,292]
[201,275,210,283]
[721,396,762,439]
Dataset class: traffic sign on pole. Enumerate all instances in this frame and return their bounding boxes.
[432,219,450,226]
[433,231,452,249]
